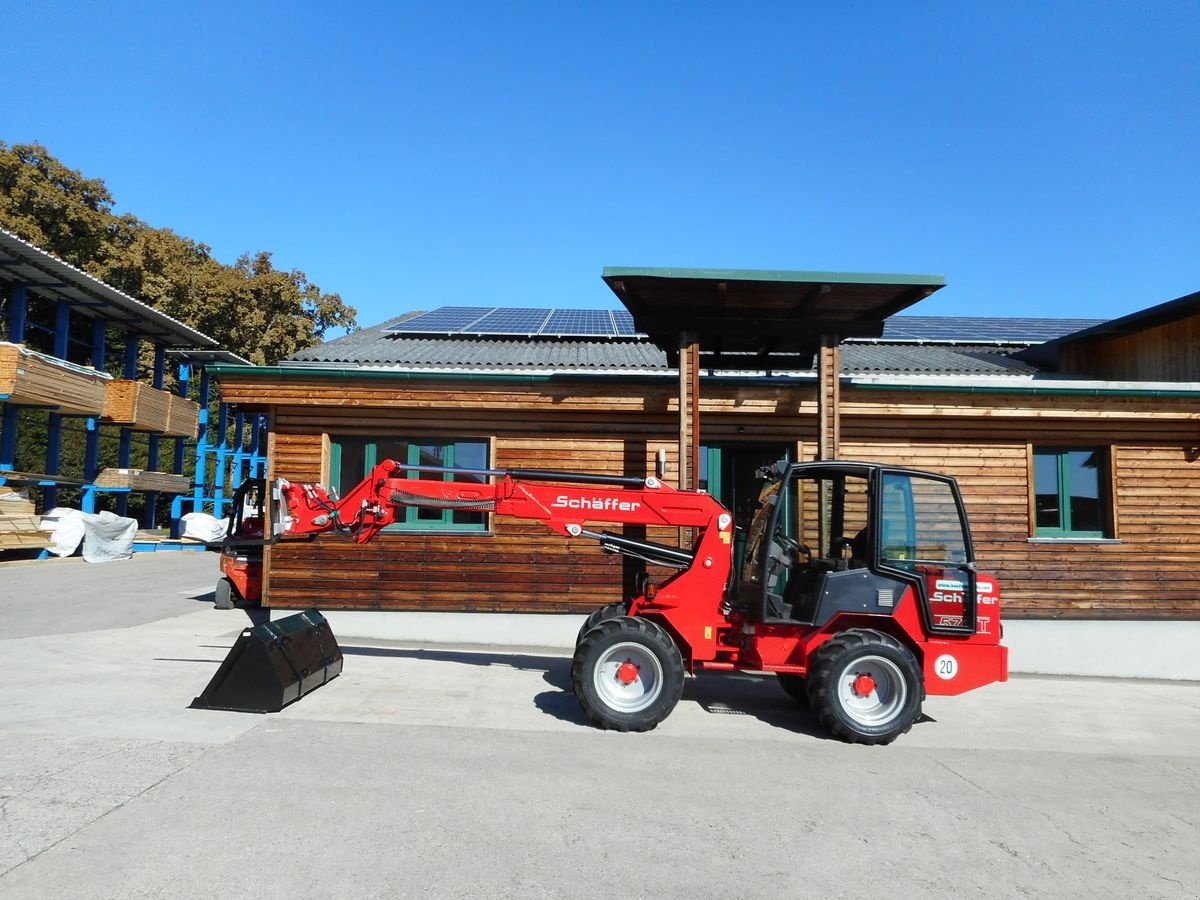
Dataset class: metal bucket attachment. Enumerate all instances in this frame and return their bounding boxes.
[191,608,343,713]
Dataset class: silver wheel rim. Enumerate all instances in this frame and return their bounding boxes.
[593,641,663,713]
[836,654,908,727]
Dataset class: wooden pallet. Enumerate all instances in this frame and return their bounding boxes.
[94,468,192,493]
[102,380,174,431]
[0,342,110,415]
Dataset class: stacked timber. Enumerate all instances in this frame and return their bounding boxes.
[101,380,173,431]
[0,487,50,551]
[94,468,192,494]
[0,342,110,414]
[164,394,201,439]
[102,380,199,438]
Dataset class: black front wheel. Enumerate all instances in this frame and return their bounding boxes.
[574,602,627,646]
[571,617,684,732]
[807,629,923,745]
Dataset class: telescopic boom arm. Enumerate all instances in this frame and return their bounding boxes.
[278,461,731,546]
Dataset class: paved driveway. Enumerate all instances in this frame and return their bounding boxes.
[0,554,1197,898]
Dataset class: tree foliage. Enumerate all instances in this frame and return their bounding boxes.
[0,142,356,364]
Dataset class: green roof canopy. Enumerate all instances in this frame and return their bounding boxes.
[603,266,945,364]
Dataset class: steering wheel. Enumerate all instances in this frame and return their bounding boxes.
[779,535,811,561]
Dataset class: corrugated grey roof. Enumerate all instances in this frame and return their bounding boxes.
[290,314,667,369]
[840,344,1037,375]
[290,317,1039,376]
[303,336,668,369]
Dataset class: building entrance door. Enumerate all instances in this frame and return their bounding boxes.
[700,442,793,573]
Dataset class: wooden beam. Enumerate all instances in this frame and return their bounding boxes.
[817,336,841,460]
[677,331,701,489]
[689,339,701,488]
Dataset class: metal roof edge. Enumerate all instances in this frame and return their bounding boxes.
[206,363,824,385]
[848,374,1200,398]
[1051,289,1200,345]
[601,266,946,287]
[206,364,666,385]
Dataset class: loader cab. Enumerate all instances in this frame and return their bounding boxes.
[737,461,979,636]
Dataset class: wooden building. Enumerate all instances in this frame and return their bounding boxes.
[211,272,1200,679]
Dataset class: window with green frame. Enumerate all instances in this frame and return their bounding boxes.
[330,437,490,532]
[1032,447,1110,538]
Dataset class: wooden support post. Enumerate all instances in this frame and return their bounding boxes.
[677,331,701,490]
[817,335,841,461]
[690,340,701,488]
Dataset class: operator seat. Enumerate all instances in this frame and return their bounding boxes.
[848,527,870,568]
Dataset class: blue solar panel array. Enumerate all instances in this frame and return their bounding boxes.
[391,307,498,333]
[882,316,1105,343]
[387,306,642,338]
[471,308,553,334]
[389,308,1100,343]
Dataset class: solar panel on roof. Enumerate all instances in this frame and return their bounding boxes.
[386,306,646,338]
[544,309,615,335]
[390,307,496,334]
[881,316,1106,343]
[467,308,552,334]
[612,310,637,335]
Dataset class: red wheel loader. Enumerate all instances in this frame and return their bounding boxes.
[260,458,1006,745]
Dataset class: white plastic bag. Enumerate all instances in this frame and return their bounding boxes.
[81,510,137,562]
[39,507,137,562]
[180,512,229,543]
[40,507,88,557]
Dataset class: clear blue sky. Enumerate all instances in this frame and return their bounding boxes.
[4,2,1197,329]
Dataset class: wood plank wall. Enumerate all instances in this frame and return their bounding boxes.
[267,423,681,613]
[1060,314,1200,382]
[222,374,1200,620]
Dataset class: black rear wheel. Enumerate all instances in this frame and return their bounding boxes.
[571,617,684,732]
[807,629,922,745]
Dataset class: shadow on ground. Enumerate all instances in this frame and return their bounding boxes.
[336,645,863,736]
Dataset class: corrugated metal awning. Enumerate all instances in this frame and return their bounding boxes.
[602,266,944,367]
[0,227,218,348]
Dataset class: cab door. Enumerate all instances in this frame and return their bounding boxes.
[876,470,978,636]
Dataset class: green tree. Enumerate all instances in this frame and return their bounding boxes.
[0,141,356,364]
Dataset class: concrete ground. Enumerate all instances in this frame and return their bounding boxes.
[0,553,1198,899]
